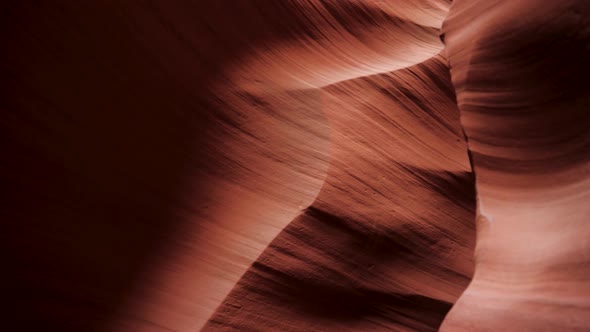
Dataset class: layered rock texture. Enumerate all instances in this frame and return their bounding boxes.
[205,55,475,331]
[440,0,590,330]
[1,0,588,331]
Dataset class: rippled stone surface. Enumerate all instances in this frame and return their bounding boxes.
[2,1,588,331]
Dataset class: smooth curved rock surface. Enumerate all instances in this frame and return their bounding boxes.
[441,0,590,330]
[205,55,475,331]
[1,1,460,331]
[2,0,588,331]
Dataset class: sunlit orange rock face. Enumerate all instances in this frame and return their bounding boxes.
[1,0,588,331]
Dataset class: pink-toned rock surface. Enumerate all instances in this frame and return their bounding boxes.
[441,0,590,330]
[1,0,588,331]
[205,55,475,331]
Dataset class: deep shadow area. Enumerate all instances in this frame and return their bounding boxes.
[1,1,455,330]
[0,2,214,330]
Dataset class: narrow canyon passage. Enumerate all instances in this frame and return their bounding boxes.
[3,0,588,331]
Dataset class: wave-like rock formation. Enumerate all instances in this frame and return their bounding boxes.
[440,0,590,330]
[2,0,588,331]
[205,55,475,331]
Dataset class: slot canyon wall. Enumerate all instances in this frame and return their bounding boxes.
[1,0,588,331]
[440,0,590,330]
